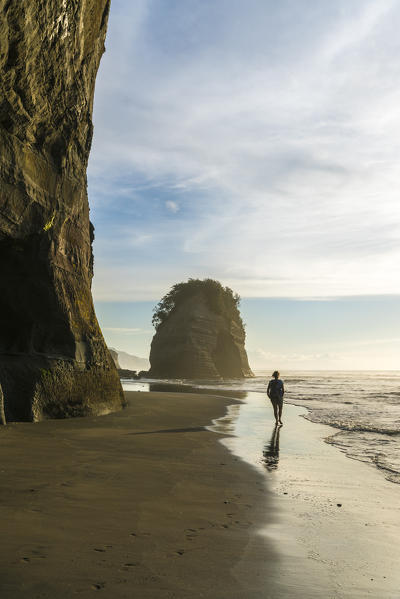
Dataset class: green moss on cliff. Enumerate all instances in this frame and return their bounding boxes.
[33,362,125,420]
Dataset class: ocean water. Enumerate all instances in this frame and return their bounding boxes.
[122,370,400,484]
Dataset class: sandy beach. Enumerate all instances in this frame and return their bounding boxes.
[0,392,275,598]
[1,390,399,598]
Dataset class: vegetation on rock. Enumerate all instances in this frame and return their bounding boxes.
[152,278,243,330]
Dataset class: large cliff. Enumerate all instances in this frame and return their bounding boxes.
[149,279,254,379]
[0,0,124,420]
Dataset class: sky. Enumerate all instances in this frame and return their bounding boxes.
[89,0,400,370]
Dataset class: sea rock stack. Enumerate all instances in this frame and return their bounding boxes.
[0,1,124,420]
[149,279,254,379]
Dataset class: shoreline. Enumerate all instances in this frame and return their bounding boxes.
[284,398,400,487]
[217,397,400,597]
[123,375,400,488]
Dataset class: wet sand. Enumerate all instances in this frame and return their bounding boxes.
[265,406,400,598]
[219,398,400,598]
[0,391,276,598]
[1,390,400,598]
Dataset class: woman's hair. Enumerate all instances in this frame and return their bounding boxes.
[272,370,280,378]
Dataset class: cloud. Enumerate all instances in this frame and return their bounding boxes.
[247,343,400,371]
[89,0,400,301]
[249,348,341,364]
[165,200,179,213]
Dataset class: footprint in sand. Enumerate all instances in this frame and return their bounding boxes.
[21,548,48,562]
[185,528,198,539]
[119,562,139,573]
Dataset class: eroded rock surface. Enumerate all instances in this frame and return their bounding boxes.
[149,293,253,379]
[0,0,124,420]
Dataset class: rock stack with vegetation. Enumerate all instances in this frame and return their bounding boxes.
[0,1,124,420]
[149,279,254,379]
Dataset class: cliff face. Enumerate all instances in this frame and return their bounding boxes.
[149,294,254,379]
[0,0,124,420]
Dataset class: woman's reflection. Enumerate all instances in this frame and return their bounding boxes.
[262,424,281,471]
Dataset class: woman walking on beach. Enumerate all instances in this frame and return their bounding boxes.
[267,370,284,425]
